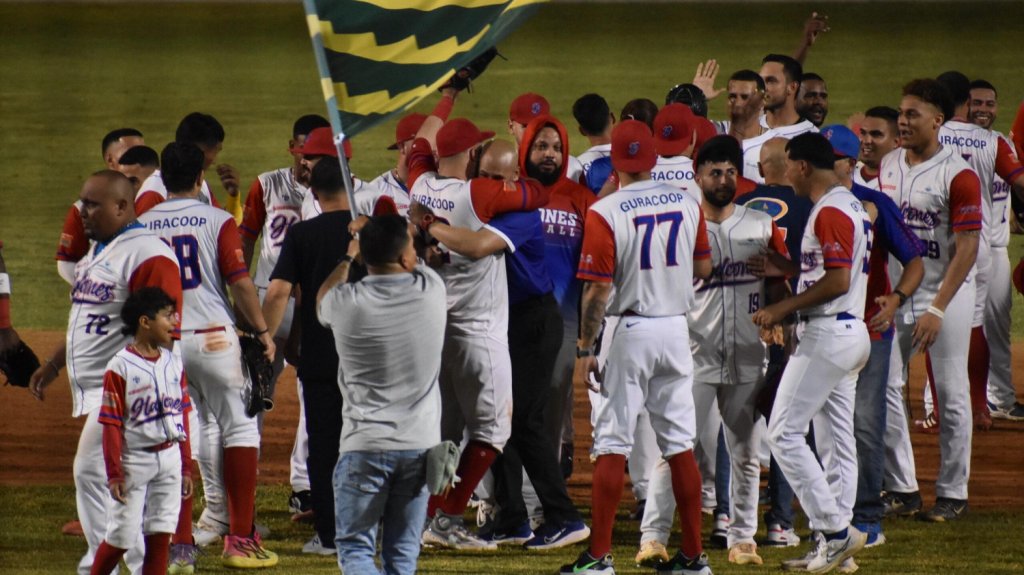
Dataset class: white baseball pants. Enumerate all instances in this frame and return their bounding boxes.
[985,246,1015,408]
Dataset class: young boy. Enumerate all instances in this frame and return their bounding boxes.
[90,287,193,575]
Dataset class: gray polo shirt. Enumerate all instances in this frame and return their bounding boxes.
[317,265,446,452]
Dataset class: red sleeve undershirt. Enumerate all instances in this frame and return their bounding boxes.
[469,178,551,223]
[693,210,711,260]
[814,207,855,269]
[406,138,438,190]
[56,204,89,262]
[949,170,983,232]
[239,179,266,240]
[994,137,1024,183]
[99,370,127,483]
[769,221,790,258]
[577,210,616,282]
[134,190,163,216]
[216,219,249,284]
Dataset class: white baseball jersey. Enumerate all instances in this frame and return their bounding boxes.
[939,121,998,241]
[67,226,180,417]
[987,133,1019,248]
[879,147,982,314]
[650,155,701,203]
[577,180,711,317]
[240,167,307,288]
[566,155,585,183]
[300,176,368,220]
[853,164,881,191]
[576,144,612,179]
[99,347,189,448]
[409,175,509,336]
[798,186,871,319]
[135,169,215,215]
[744,120,818,184]
[138,198,249,330]
[691,205,787,384]
[368,169,413,216]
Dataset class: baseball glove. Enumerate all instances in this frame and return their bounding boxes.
[239,334,274,418]
[440,47,503,93]
[0,338,41,388]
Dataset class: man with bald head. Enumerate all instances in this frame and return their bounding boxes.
[30,170,182,575]
[420,126,590,549]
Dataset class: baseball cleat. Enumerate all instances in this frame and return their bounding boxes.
[763,523,801,547]
[805,526,867,574]
[881,490,922,518]
[421,512,497,551]
[917,498,968,522]
[635,540,670,567]
[560,551,615,574]
[709,513,729,549]
[221,534,278,568]
[728,542,763,565]
[912,411,939,435]
[168,543,201,574]
[989,401,1024,421]
[655,550,713,575]
[193,517,228,547]
[288,490,314,522]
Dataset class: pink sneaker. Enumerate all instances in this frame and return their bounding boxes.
[222,534,278,568]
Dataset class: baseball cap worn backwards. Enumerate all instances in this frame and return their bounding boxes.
[436,118,495,158]
[388,113,427,150]
[612,120,657,173]
[653,103,696,157]
[509,92,550,125]
[821,124,860,160]
[291,127,352,159]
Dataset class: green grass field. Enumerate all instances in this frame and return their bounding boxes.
[2,3,1024,574]
[2,1,1024,330]
[2,484,1022,574]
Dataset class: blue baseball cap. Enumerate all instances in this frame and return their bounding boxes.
[820,124,860,160]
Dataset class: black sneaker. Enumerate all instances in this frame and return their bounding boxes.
[918,498,968,522]
[881,490,922,518]
[288,490,314,522]
[559,551,614,574]
[656,550,713,575]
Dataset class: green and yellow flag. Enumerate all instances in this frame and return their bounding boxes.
[303,0,546,138]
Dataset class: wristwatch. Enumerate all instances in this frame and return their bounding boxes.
[893,289,909,307]
[576,347,595,358]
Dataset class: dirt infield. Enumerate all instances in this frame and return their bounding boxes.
[3,330,1022,509]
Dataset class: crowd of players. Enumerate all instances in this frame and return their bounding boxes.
[4,12,1024,575]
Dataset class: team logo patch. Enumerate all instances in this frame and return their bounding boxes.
[744,197,788,221]
[661,125,674,138]
[531,102,542,115]
[628,141,640,156]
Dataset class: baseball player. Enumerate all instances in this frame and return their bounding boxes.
[90,287,193,575]
[56,129,145,285]
[796,73,829,127]
[572,93,614,180]
[135,113,241,221]
[637,135,792,568]
[30,170,182,575]
[650,104,701,202]
[117,146,160,196]
[405,90,552,550]
[366,112,428,216]
[294,127,369,220]
[138,142,277,567]
[561,119,713,575]
[752,132,871,573]
[854,107,901,190]
[968,79,1024,420]
[880,79,981,522]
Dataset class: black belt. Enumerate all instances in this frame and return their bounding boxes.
[801,311,857,322]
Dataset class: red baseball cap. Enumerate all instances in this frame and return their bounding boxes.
[612,120,657,173]
[653,103,696,157]
[436,118,495,158]
[509,93,550,125]
[693,116,718,150]
[387,113,427,150]
[290,127,352,159]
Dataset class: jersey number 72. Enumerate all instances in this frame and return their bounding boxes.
[634,211,683,270]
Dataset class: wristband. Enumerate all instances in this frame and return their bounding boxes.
[253,328,269,336]
[576,347,595,358]
[432,94,454,121]
[340,254,354,264]
[0,273,10,295]
[893,289,908,307]
[926,305,945,320]
[46,359,60,377]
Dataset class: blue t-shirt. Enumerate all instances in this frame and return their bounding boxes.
[585,156,614,195]
[486,210,554,306]
[736,184,813,291]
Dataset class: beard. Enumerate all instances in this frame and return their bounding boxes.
[526,160,560,186]
[703,185,736,208]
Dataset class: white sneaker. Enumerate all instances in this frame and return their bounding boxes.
[805,526,867,574]
[421,512,497,551]
[302,534,337,556]
[765,523,801,547]
[709,513,729,548]
[193,517,228,547]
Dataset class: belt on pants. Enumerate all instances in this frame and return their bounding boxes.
[621,310,685,318]
[190,326,227,334]
[800,311,857,322]
[144,441,176,453]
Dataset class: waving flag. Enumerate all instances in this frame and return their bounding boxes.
[303,0,546,139]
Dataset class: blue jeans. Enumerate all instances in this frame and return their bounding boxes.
[852,338,891,524]
[334,449,429,575]
[714,426,731,516]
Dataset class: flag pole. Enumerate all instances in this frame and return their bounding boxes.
[302,0,360,219]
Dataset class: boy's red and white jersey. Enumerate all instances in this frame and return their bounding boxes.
[879,147,982,310]
[138,198,249,331]
[578,180,711,317]
[797,186,871,319]
[67,227,180,416]
[98,347,189,449]
[691,205,787,384]
[135,169,216,215]
[240,167,307,287]
[650,155,701,203]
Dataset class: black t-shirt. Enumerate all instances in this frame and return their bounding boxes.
[270,210,360,380]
